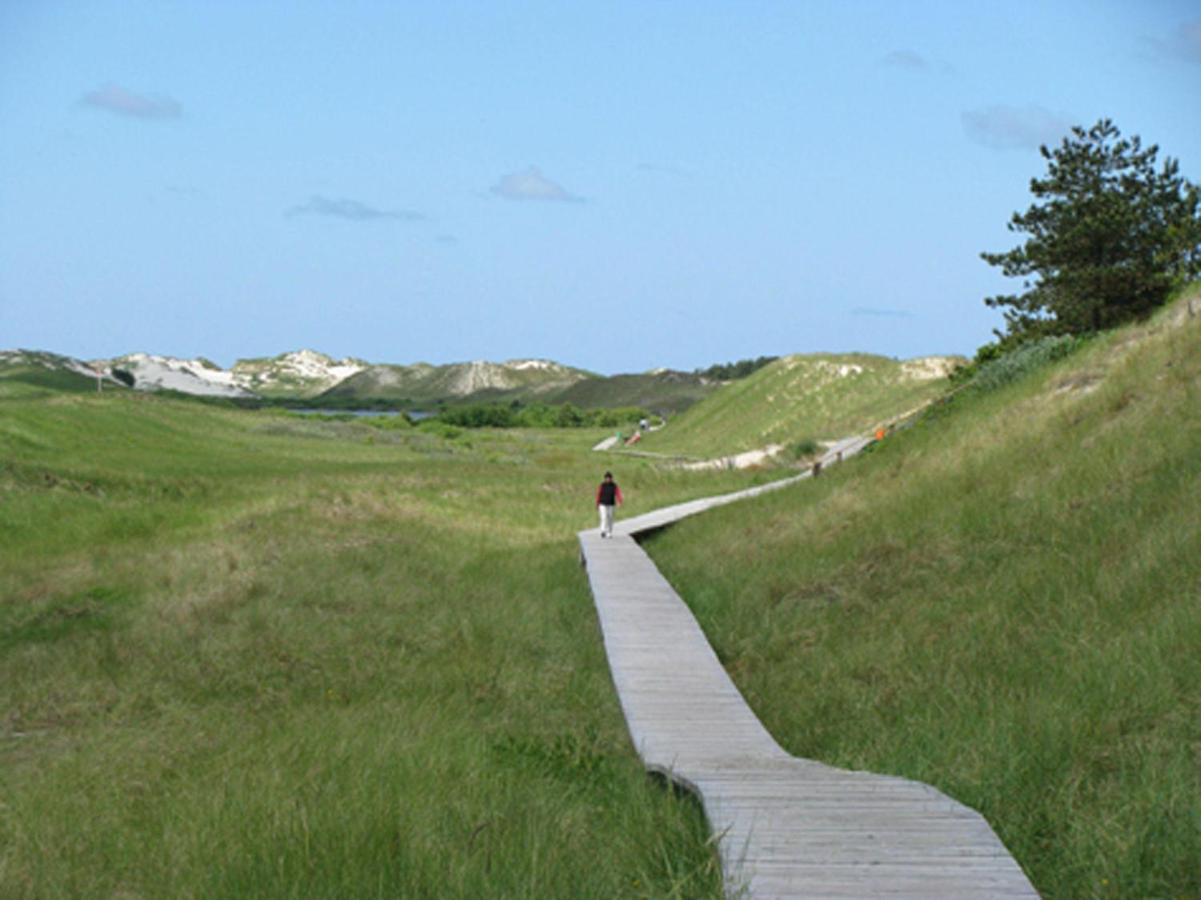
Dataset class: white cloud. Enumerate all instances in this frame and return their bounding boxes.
[881,50,928,71]
[961,104,1074,151]
[80,84,181,119]
[286,196,425,222]
[491,166,583,203]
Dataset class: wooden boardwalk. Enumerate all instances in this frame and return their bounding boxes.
[579,438,1037,898]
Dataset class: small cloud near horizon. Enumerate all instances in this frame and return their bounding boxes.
[79,84,181,119]
[286,196,426,222]
[881,49,929,71]
[851,306,916,319]
[962,104,1074,151]
[491,166,583,203]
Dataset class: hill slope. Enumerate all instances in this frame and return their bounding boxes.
[320,358,594,405]
[104,353,255,397]
[230,349,366,398]
[642,352,961,456]
[552,369,717,415]
[0,350,123,398]
[642,288,1201,896]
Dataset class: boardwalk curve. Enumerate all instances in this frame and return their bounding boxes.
[579,437,1037,898]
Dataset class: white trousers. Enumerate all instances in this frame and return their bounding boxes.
[598,504,615,536]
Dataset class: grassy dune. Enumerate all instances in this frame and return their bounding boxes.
[643,293,1201,897]
[0,395,780,897]
[640,353,958,458]
[553,371,716,416]
[0,363,110,398]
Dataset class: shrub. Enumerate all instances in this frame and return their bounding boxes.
[790,438,820,460]
[417,420,462,439]
[695,355,778,381]
[969,335,1083,394]
[431,402,646,431]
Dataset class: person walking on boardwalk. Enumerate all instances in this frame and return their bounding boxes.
[595,471,623,538]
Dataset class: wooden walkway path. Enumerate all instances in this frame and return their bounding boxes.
[578,438,1037,898]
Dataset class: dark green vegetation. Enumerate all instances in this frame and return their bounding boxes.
[435,402,646,430]
[1,394,782,896]
[983,119,1201,343]
[641,352,959,458]
[693,355,778,381]
[643,288,1201,897]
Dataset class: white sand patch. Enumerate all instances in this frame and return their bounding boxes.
[780,357,864,378]
[680,444,787,471]
[237,349,365,390]
[450,361,516,394]
[507,359,561,372]
[813,361,864,378]
[114,353,253,397]
[900,356,961,380]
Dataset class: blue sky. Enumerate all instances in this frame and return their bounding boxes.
[2,1,1199,373]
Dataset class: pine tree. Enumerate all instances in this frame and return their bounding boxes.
[982,119,1201,340]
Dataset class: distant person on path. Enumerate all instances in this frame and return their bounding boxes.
[596,471,623,538]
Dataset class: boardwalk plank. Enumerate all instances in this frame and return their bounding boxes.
[579,441,1038,897]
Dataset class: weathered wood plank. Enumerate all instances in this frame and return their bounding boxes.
[579,440,1038,897]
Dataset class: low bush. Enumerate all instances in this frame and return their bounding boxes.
[969,335,1083,393]
[789,438,820,460]
[436,402,646,430]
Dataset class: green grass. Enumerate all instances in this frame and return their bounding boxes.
[0,393,780,897]
[553,371,717,416]
[642,292,1201,897]
[641,352,958,458]
[0,366,110,398]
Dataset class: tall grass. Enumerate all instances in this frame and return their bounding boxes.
[1,394,770,896]
[642,295,1201,897]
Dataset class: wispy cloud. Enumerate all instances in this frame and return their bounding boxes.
[851,306,915,319]
[491,166,583,203]
[80,84,181,119]
[881,49,929,71]
[1146,18,1201,64]
[961,104,1073,151]
[286,196,425,222]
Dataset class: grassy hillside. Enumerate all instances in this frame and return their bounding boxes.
[230,350,365,399]
[0,393,783,896]
[0,352,114,399]
[323,364,716,415]
[552,370,717,415]
[642,290,1201,897]
[321,360,592,406]
[641,352,960,457]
